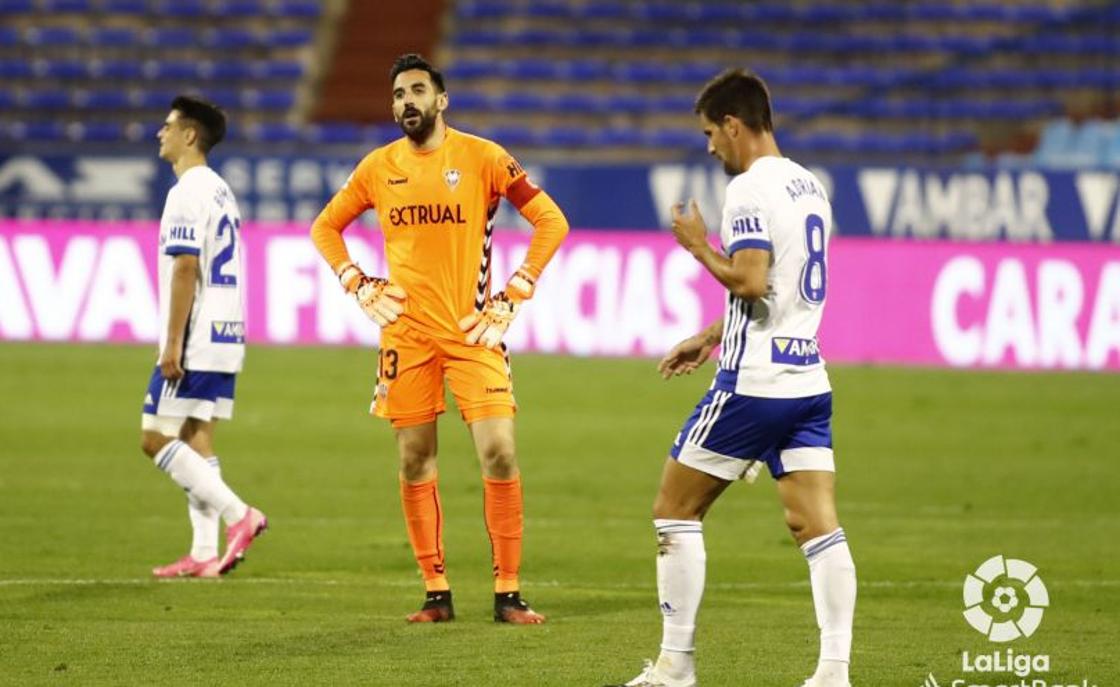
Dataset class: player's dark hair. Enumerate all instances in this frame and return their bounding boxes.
[169,95,226,153]
[694,69,773,134]
[390,53,446,93]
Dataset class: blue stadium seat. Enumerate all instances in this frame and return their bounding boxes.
[42,0,92,11]
[156,0,205,17]
[0,26,18,46]
[592,128,644,147]
[0,0,33,13]
[565,59,610,81]
[125,121,162,142]
[22,89,71,110]
[136,90,179,110]
[79,89,131,110]
[25,26,81,47]
[146,60,200,80]
[605,93,647,114]
[508,28,561,47]
[305,122,363,145]
[274,0,321,17]
[445,60,501,81]
[248,122,299,143]
[576,1,626,20]
[73,122,124,142]
[13,121,68,142]
[203,60,254,81]
[243,90,295,110]
[540,126,591,147]
[645,128,696,149]
[448,91,491,111]
[455,0,512,20]
[0,89,13,109]
[614,62,670,84]
[93,60,143,80]
[267,28,313,47]
[650,94,694,114]
[204,89,239,109]
[571,29,621,48]
[551,92,606,115]
[526,1,572,19]
[503,59,562,81]
[146,27,196,48]
[484,125,536,148]
[257,60,304,79]
[696,3,743,22]
[103,0,145,13]
[89,27,138,47]
[37,59,88,79]
[494,92,548,113]
[205,28,259,50]
[214,0,264,17]
[455,29,505,47]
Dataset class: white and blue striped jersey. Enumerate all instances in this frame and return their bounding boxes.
[157,165,245,373]
[714,156,831,399]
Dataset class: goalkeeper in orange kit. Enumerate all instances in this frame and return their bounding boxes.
[310,53,568,623]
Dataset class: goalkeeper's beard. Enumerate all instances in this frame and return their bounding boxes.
[398,106,438,144]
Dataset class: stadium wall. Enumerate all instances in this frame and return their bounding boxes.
[1,221,1118,371]
[4,155,1120,242]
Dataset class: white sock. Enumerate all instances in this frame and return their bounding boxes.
[154,441,248,525]
[653,518,705,679]
[801,528,856,682]
[187,456,221,560]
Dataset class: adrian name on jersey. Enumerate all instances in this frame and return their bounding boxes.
[388,203,467,227]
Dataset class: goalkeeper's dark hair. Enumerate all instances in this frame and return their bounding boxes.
[170,95,226,153]
[694,68,773,134]
[390,53,446,93]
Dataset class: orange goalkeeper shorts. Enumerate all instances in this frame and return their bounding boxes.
[371,323,516,428]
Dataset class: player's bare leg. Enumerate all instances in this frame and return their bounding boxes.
[396,421,453,622]
[469,417,544,624]
[778,471,855,687]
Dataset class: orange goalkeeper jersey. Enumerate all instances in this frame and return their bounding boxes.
[311,127,567,340]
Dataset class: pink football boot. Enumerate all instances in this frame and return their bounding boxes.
[152,555,221,579]
[217,507,268,574]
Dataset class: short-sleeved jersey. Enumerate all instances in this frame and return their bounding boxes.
[322,128,535,340]
[713,156,832,399]
[158,165,245,373]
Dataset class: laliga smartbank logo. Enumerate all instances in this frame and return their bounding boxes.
[963,555,1049,642]
[921,556,1099,687]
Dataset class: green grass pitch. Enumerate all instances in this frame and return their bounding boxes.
[0,343,1117,686]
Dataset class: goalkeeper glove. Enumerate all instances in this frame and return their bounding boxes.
[335,261,406,326]
[504,265,537,303]
[459,292,519,348]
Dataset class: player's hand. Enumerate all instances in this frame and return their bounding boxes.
[355,276,407,326]
[657,335,716,380]
[670,199,710,255]
[459,293,519,348]
[159,342,185,381]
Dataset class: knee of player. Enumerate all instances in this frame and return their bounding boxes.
[652,493,702,521]
[399,452,437,482]
[479,444,517,479]
[140,432,168,459]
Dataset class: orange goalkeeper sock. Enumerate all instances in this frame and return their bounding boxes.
[484,475,524,594]
[400,474,449,592]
